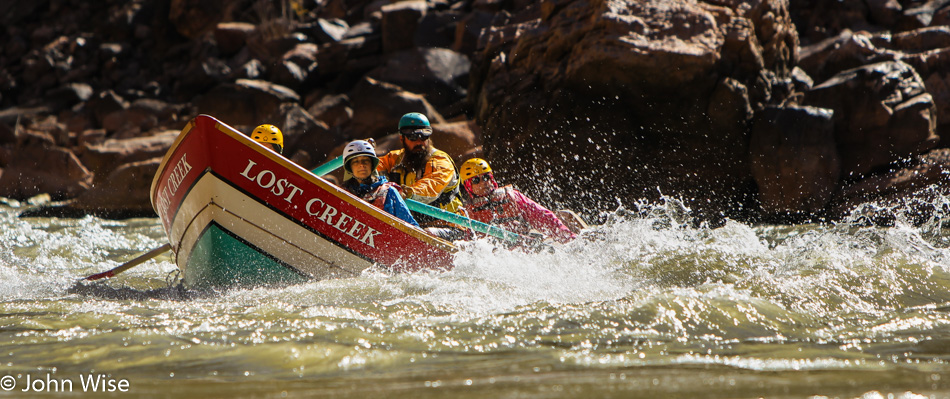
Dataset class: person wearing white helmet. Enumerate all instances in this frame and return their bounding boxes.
[342,139,418,227]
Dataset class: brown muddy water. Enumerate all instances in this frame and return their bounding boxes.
[1,200,950,398]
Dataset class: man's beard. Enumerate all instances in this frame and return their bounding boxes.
[403,142,432,171]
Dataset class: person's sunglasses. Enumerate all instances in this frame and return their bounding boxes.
[400,128,431,141]
[402,133,430,141]
[470,174,490,184]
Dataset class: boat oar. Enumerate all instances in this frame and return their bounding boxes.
[81,243,171,281]
[310,155,343,175]
[405,199,528,244]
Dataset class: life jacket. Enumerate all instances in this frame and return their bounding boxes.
[464,185,531,235]
[364,182,397,209]
[386,149,463,221]
[345,178,397,209]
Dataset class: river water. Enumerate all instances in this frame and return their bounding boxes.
[1,198,949,398]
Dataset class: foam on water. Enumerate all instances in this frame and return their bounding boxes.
[2,197,950,397]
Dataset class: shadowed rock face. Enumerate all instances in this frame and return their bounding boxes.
[471,0,799,219]
[2,0,950,222]
[805,60,938,178]
[749,105,839,215]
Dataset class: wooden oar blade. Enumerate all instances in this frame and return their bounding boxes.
[82,243,171,281]
[84,270,117,281]
[556,209,588,235]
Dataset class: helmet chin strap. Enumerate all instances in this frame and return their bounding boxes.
[462,179,476,198]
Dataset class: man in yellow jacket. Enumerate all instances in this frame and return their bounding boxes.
[377,112,466,240]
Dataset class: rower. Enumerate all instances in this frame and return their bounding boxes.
[376,113,466,241]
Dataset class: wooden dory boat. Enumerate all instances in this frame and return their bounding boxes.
[149,115,456,288]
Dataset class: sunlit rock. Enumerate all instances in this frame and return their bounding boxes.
[68,158,161,218]
[262,103,343,163]
[367,48,471,109]
[0,143,91,201]
[380,1,427,53]
[830,148,950,224]
[214,22,255,55]
[344,77,445,139]
[194,79,300,128]
[169,0,225,39]
[79,131,178,184]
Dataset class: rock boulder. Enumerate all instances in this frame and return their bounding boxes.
[471,0,798,216]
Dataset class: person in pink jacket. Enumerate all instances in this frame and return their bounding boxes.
[458,158,576,243]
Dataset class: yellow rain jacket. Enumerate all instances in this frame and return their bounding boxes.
[377,148,464,218]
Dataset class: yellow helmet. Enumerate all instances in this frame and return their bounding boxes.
[251,124,283,153]
[459,158,492,183]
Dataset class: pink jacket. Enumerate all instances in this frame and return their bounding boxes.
[464,186,576,243]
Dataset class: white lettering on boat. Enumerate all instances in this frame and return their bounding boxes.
[240,160,302,204]
[346,220,365,239]
[270,177,302,201]
[361,227,381,248]
[318,202,337,223]
[334,213,352,230]
[242,159,382,248]
[156,153,193,220]
[305,197,381,248]
[257,170,276,188]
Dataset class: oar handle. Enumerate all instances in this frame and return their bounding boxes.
[311,155,344,176]
[84,243,171,281]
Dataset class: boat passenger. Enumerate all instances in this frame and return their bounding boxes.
[342,139,419,227]
[251,124,284,153]
[458,158,576,244]
[377,112,466,240]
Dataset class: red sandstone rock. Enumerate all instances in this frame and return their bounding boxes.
[0,144,91,201]
[344,77,445,140]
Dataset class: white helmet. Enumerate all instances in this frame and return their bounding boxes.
[343,139,378,173]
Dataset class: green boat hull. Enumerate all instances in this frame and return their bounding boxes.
[185,223,308,289]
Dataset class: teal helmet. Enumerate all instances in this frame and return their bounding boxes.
[398,112,430,130]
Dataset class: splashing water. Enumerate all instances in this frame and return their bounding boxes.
[1,198,949,398]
